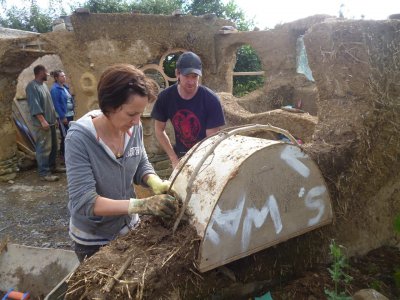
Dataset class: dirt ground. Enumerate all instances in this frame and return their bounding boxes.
[0,168,71,250]
[1,169,400,299]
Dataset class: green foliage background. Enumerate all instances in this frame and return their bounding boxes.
[233,44,264,96]
[0,0,66,33]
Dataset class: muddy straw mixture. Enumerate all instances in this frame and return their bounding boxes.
[66,217,203,299]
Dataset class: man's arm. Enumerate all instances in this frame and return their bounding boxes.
[35,114,50,130]
[206,127,221,137]
[154,120,180,169]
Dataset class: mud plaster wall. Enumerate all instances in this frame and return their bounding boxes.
[0,13,322,180]
[0,13,233,180]
[69,13,233,116]
[215,28,300,93]
[214,15,332,114]
[304,20,400,256]
[0,37,52,181]
[15,55,65,100]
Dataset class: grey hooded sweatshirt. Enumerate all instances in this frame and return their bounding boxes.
[65,110,155,245]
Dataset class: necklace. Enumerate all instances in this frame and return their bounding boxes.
[114,132,125,158]
[95,115,125,158]
[105,129,124,158]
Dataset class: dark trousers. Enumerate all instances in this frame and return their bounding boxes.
[35,125,57,177]
[58,116,73,157]
[73,242,103,262]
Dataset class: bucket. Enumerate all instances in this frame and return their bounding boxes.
[0,244,79,299]
[170,125,333,272]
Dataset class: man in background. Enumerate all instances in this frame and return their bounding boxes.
[151,51,225,169]
[26,64,64,182]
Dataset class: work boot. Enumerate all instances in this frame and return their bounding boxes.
[51,167,66,173]
[40,175,59,182]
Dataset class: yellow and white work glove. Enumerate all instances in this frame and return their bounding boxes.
[128,194,176,218]
[146,174,173,195]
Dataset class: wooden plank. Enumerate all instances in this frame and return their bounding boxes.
[17,141,36,159]
[18,40,46,48]
[232,71,265,76]
[19,49,55,54]
[218,30,238,35]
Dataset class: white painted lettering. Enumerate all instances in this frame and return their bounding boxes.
[206,195,246,245]
[298,187,305,197]
[280,146,310,178]
[305,186,326,226]
[241,195,283,251]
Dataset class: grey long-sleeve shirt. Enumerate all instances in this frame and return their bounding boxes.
[65,110,155,244]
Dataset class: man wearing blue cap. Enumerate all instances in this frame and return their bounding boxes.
[151,51,225,169]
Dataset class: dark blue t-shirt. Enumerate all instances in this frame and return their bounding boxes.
[151,84,225,157]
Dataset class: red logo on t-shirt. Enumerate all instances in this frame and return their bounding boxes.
[172,109,201,149]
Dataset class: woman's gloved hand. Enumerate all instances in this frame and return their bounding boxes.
[128,194,176,218]
[146,174,173,195]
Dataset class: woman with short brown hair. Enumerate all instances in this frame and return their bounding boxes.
[65,64,176,262]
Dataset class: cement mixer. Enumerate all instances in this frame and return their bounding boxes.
[169,124,333,272]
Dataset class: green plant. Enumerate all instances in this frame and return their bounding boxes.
[369,279,383,292]
[393,215,400,290]
[393,267,400,289]
[324,240,353,300]
[233,45,265,97]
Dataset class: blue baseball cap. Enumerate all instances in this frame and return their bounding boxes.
[176,52,202,76]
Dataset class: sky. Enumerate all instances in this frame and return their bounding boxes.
[234,0,399,29]
[2,0,399,30]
